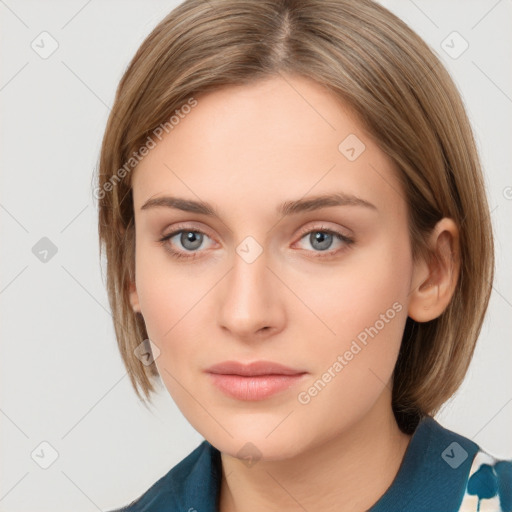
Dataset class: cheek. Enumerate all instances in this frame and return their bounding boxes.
[290,238,412,409]
[136,268,204,350]
[134,235,201,334]
[292,240,413,346]
[292,267,410,440]
[135,260,205,411]
[133,245,221,380]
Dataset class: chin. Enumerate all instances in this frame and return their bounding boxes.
[200,423,312,463]
[220,439,302,463]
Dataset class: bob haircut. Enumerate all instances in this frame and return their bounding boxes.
[96,0,494,434]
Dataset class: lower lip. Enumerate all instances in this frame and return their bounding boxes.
[207,373,307,401]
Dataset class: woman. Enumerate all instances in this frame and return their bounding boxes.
[96,1,511,510]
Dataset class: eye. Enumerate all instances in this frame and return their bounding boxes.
[294,225,354,258]
[158,226,215,260]
[158,223,354,261]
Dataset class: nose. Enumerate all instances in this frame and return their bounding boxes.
[216,245,285,341]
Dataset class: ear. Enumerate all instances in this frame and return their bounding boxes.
[129,280,142,314]
[408,218,460,322]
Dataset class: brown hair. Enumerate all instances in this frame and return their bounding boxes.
[95,0,494,433]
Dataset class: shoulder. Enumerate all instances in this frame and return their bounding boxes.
[107,439,221,512]
[369,416,511,512]
[458,448,512,512]
[422,417,512,512]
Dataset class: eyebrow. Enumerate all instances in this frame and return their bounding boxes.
[140,192,377,217]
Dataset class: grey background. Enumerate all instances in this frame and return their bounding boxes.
[1,1,511,510]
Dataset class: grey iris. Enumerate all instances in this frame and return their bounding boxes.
[310,231,333,251]
[181,231,203,251]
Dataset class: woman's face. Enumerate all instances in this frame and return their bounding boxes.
[130,74,417,459]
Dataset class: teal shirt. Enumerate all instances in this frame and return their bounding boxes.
[110,416,512,511]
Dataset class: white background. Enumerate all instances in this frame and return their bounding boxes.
[1,1,511,510]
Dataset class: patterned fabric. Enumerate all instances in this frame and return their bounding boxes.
[459,449,512,512]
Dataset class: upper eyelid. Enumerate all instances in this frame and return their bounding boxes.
[295,222,352,238]
[162,223,217,242]
[162,221,350,236]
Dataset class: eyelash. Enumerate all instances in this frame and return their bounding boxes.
[158,224,354,261]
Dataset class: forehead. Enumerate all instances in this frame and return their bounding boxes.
[131,75,405,220]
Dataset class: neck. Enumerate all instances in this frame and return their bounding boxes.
[218,391,411,512]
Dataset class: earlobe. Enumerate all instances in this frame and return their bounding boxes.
[408,218,460,323]
[121,225,141,314]
[129,281,142,314]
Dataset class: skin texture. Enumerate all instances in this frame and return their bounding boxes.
[129,74,459,511]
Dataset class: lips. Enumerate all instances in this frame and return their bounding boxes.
[205,360,308,401]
